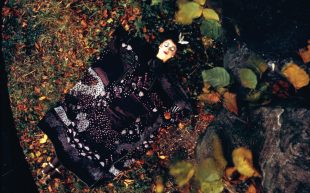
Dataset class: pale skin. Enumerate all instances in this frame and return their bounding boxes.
[156,39,177,63]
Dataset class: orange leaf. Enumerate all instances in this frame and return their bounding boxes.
[282,62,309,90]
[207,92,221,104]
[246,184,257,193]
[223,92,238,114]
[225,167,237,179]
[146,150,154,156]
[81,19,88,28]
[298,40,310,63]
[2,7,11,17]
[164,112,171,120]
[103,9,108,18]
[178,122,185,129]
[34,86,40,94]
[39,96,47,101]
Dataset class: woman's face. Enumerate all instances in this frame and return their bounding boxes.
[156,39,177,63]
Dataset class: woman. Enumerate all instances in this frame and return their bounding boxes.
[38,26,192,187]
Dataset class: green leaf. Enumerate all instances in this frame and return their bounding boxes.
[195,158,222,182]
[202,8,220,21]
[175,0,203,25]
[151,0,162,6]
[200,19,222,40]
[169,161,195,186]
[195,158,225,193]
[238,68,257,89]
[202,67,230,88]
[245,90,261,102]
[200,180,224,193]
[246,53,268,75]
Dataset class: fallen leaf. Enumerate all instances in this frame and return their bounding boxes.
[146,150,154,156]
[298,40,310,63]
[200,180,224,193]
[202,8,220,21]
[281,62,309,89]
[200,19,222,40]
[238,68,257,89]
[35,151,41,157]
[124,179,134,188]
[225,167,237,179]
[223,92,238,114]
[198,91,221,104]
[246,184,257,193]
[194,0,206,6]
[81,19,87,28]
[34,86,40,94]
[232,147,260,177]
[175,0,203,25]
[39,134,48,144]
[155,176,164,193]
[178,122,186,129]
[170,161,195,186]
[107,18,113,23]
[42,162,48,168]
[151,0,162,6]
[158,154,168,160]
[39,96,47,101]
[164,112,171,120]
[195,158,222,182]
[202,67,230,88]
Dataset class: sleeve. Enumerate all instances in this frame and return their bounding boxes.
[91,26,133,82]
[158,72,193,114]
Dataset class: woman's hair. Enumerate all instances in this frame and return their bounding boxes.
[154,28,188,56]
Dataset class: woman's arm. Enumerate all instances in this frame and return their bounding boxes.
[158,72,192,113]
[91,26,132,83]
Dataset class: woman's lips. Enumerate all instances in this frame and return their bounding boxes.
[163,51,168,55]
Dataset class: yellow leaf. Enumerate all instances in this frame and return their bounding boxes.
[124,179,134,188]
[223,92,238,114]
[42,162,48,168]
[175,0,203,25]
[158,154,168,160]
[155,177,164,193]
[232,147,260,177]
[107,18,113,23]
[39,96,46,101]
[202,8,220,21]
[39,134,48,144]
[35,151,41,157]
[281,62,310,89]
[170,161,195,186]
[194,0,206,6]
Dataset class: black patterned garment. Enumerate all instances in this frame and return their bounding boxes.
[37,30,192,187]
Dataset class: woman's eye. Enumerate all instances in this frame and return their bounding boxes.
[170,47,175,51]
[164,42,169,47]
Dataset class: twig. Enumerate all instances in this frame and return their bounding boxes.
[22,70,36,78]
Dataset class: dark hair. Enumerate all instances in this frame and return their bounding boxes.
[154,28,188,56]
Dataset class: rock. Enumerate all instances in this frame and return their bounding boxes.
[254,107,310,193]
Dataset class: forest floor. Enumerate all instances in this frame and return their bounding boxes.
[3,0,309,192]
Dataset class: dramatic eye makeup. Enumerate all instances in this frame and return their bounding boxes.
[162,41,176,52]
